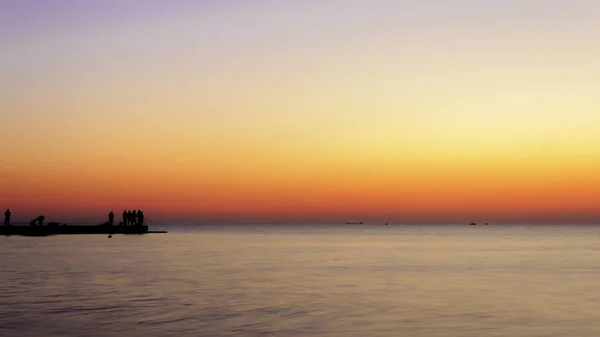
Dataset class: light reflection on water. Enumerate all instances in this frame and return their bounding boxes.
[2,225,600,336]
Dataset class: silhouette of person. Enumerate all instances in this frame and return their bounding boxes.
[128,210,136,226]
[137,210,144,226]
[122,210,128,226]
[35,215,45,226]
[108,211,114,225]
[4,209,10,226]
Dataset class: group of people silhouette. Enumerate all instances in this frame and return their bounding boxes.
[109,210,145,227]
[4,208,146,227]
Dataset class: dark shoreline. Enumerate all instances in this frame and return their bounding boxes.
[1,225,167,237]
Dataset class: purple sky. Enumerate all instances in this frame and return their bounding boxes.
[0,0,231,38]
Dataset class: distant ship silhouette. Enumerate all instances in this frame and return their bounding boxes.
[345,221,363,225]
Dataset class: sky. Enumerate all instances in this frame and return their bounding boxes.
[1,0,600,224]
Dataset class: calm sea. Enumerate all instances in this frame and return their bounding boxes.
[2,225,600,337]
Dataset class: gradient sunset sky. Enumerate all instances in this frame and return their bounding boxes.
[2,0,600,224]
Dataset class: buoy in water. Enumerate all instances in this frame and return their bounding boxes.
[108,234,112,238]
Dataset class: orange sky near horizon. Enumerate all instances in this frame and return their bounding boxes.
[2,1,600,224]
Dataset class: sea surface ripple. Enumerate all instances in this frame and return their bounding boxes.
[2,225,600,336]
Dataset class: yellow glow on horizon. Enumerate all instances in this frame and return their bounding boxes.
[2,2,600,222]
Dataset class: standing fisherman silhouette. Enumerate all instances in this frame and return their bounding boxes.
[108,211,114,226]
[128,210,136,226]
[136,210,144,227]
[122,210,128,226]
[3,209,10,226]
